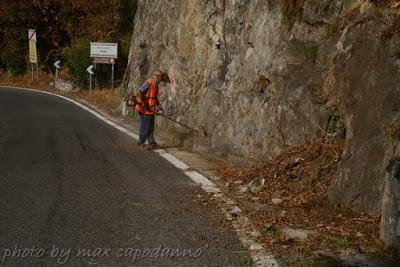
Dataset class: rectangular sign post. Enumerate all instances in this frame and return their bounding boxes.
[28,29,37,43]
[54,60,61,79]
[91,57,115,64]
[29,42,37,81]
[87,65,94,96]
[90,43,118,59]
[28,29,38,81]
[89,73,92,95]
[111,62,115,90]
[29,41,38,63]
[90,42,118,90]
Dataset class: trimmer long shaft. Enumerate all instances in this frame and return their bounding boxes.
[156,113,207,136]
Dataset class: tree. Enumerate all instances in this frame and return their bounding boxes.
[0,0,137,83]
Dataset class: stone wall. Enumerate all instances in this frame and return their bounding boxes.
[123,0,400,214]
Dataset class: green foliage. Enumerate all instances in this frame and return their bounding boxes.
[0,0,138,82]
[0,1,72,70]
[338,236,353,247]
[94,63,116,88]
[120,0,137,35]
[243,255,255,266]
[120,33,132,60]
[329,19,340,34]
[6,56,26,76]
[63,38,91,88]
[296,41,319,64]
[391,130,400,142]
[0,1,32,70]
[325,235,353,249]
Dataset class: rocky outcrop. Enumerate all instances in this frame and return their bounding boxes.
[327,2,400,211]
[124,0,400,219]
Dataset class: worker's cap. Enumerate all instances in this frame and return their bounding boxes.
[152,70,170,83]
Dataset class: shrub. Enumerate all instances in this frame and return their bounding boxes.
[63,38,91,88]
[6,56,26,76]
[295,41,319,64]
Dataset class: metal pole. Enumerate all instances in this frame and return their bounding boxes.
[111,63,114,90]
[55,69,58,79]
[89,74,92,96]
[122,99,126,116]
[94,63,97,90]
[31,63,34,81]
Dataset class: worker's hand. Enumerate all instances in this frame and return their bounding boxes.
[126,96,132,106]
[142,103,149,112]
[156,104,164,115]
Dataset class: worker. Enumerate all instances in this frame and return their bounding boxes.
[135,70,168,150]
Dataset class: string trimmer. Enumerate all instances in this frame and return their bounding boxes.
[156,112,208,137]
[123,95,208,136]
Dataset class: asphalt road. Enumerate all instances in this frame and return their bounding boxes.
[0,88,247,266]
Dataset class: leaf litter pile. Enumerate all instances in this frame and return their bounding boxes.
[216,137,387,265]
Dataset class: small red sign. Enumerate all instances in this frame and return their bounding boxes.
[91,57,115,64]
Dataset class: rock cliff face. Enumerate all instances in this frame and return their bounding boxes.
[124,0,400,213]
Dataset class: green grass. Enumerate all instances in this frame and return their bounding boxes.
[325,235,353,249]
[243,255,255,266]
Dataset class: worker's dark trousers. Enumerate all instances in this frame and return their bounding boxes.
[138,112,156,145]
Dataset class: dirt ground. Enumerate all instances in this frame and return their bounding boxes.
[215,136,394,266]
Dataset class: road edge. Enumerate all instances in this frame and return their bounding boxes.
[0,86,279,267]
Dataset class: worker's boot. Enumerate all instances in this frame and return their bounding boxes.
[147,142,158,150]
[137,143,147,150]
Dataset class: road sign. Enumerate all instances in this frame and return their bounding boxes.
[28,29,37,43]
[28,29,38,82]
[54,60,61,69]
[54,60,61,79]
[29,41,38,63]
[90,43,117,90]
[92,57,116,64]
[87,65,94,96]
[90,42,118,59]
[86,65,94,75]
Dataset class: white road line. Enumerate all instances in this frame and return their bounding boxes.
[184,171,220,193]
[159,153,190,171]
[126,132,139,139]
[0,86,280,267]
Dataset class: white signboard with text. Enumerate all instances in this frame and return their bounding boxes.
[28,29,37,64]
[90,42,118,59]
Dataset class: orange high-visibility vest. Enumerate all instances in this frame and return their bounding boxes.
[135,79,159,115]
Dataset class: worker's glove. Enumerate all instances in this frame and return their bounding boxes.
[156,104,164,115]
[141,103,149,112]
[126,96,134,106]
